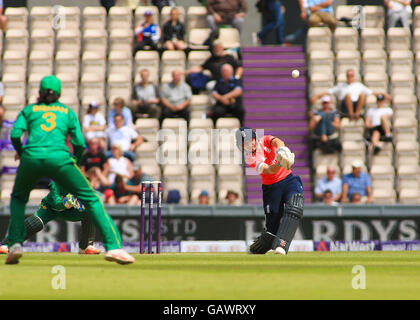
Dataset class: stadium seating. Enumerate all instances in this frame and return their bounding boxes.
[4,7,28,30]
[108,6,133,30]
[187,6,208,30]
[82,6,106,31]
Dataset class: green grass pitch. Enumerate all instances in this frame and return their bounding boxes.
[1,251,420,300]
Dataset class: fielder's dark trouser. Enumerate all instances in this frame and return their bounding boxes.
[262,173,304,252]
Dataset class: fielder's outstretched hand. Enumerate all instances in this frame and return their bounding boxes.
[275,146,295,170]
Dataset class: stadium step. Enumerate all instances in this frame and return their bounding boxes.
[242,45,312,204]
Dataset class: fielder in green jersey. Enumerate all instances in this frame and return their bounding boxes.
[1,181,100,255]
[5,75,135,264]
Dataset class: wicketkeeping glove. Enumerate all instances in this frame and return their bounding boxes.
[63,194,85,212]
[63,194,76,209]
[275,146,295,170]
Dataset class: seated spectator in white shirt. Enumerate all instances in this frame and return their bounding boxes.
[108,97,134,129]
[314,166,342,202]
[82,101,107,150]
[106,114,144,161]
[107,144,134,184]
[320,69,381,121]
[384,0,412,29]
[365,93,393,155]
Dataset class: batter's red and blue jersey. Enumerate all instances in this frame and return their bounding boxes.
[247,135,292,185]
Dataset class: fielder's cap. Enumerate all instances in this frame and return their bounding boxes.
[321,95,331,103]
[235,126,256,150]
[199,190,209,197]
[352,159,363,168]
[89,101,100,108]
[40,75,61,95]
[144,10,153,16]
[377,94,385,101]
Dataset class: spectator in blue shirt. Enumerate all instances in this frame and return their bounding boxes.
[108,97,133,129]
[315,166,342,202]
[133,10,161,55]
[307,0,337,31]
[208,63,244,125]
[342,160,373,204]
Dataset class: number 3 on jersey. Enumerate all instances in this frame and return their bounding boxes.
[41,112,56,132]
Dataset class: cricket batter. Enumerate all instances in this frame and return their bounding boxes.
[1,181,101,255]
[5,75,135,265]
[235,127,304,255]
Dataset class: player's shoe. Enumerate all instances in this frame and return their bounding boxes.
[5,243,23,264]
[79,245,101,255]
[104,249,135,265]
[0,245,9,254]
[273,247,286,255]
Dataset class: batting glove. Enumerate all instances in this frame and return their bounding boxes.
[275,146,295,170]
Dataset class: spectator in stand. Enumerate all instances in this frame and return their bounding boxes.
[99,0,117,14]
[285,0,310,44]
[82,101,107,150]
[226,190,240,205]
[86,166,111,195]
[198,190,210,204]
[166,189,181,204]
[120,164,154,203]
[0,0,7,31]
[308,94,342,154]
[350,192,362,204]
[107,144,134,184]
[206,0,248,34]
[131,69,161,120]
[106,174,139,205]
[185,40,243,93]
[108,97,133,129]
[152,0,176,12]
[307,0,337,31]
[342,160,373,204]
[321,189,339,206]
[365,93,393,155]
[208,63,244,125]
[106,114,144,161]
[384,0,412,28]
[160,69,192,122]
[314,166,342,202]
[80,138,109,176]
[0,81,4,127]
[133,10,161,55]
[256,0,285,45]
[320,69,382,121]
[162,7,186,51]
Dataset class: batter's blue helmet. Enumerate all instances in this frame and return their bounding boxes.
[235,126,256,151]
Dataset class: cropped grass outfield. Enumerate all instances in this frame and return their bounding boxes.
[1,252,420,299]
